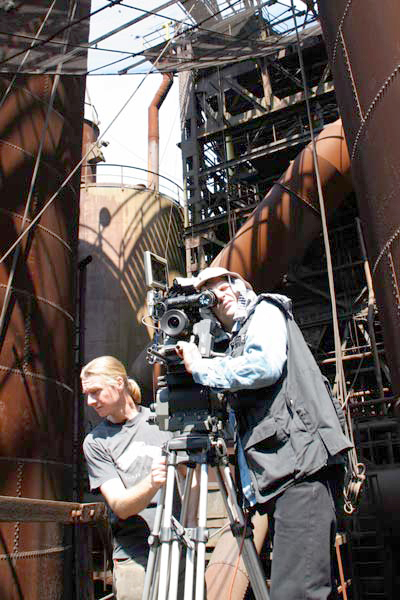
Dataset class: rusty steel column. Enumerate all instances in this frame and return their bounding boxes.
[318,0,400,397]
[148,72,174,191]
[0,74,85,599]
[212,118,352,292]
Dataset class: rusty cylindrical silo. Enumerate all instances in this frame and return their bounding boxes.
[318,0,400,398]
[212,118,352,292]
[0,73,86,599]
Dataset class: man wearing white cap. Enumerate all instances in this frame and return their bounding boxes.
[176,267,351,600]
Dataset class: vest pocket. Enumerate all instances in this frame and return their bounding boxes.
[242,416,294,496]
[243,415,288,451]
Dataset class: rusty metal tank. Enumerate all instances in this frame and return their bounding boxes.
[0,73,86,599]
[79,171,185,399]
[318,0,400,398]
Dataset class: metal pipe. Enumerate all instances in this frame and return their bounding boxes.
[212,118,352,293]
[148,73,174,191]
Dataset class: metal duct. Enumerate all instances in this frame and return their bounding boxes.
[317,0,400,397]
[212,118,352,292]
[0,74,85,600]
[148,73,174,191]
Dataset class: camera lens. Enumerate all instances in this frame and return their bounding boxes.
[160,309,189,337]
[168,316,180,328]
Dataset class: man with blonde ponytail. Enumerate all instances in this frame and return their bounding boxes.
[81,356,173,600]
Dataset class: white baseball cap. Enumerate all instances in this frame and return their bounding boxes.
[194,266,253,290]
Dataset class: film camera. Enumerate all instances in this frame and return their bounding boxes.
[144,251,228,433]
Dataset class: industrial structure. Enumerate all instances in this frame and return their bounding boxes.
[0,1,399,599]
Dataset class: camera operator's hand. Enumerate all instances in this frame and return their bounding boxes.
[175,341,202,374]
[150,455,168,487]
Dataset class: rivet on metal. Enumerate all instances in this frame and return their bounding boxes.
[351,63,400,161]
[372,226,400,275]
[331,0,354,65]
[387,251,400,317]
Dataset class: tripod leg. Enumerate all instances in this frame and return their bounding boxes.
[168,466,195,600]
[183,466,199,600]
[142,483,166,600]
[157,452,177,600]
[215,465,270,600]
[194,462,208,600]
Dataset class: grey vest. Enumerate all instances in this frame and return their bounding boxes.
[231,294,352,504]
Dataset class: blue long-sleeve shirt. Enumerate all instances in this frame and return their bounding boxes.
[191,300,288,391]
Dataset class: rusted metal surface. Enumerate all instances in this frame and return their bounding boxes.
[0,73,86,598]
[0,496,107,524]
[148,73,174,191]
[212,118,352,292]
[318,0,400,397]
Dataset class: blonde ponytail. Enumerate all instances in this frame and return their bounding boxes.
[127,378,141,405]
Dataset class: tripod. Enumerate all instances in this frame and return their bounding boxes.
[142,425,270,600]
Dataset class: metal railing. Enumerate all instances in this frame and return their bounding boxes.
[81,163,183,206]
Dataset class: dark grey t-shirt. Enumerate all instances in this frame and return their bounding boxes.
[83,407,173,561]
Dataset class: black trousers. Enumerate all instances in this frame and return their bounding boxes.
[261,468,340,600]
